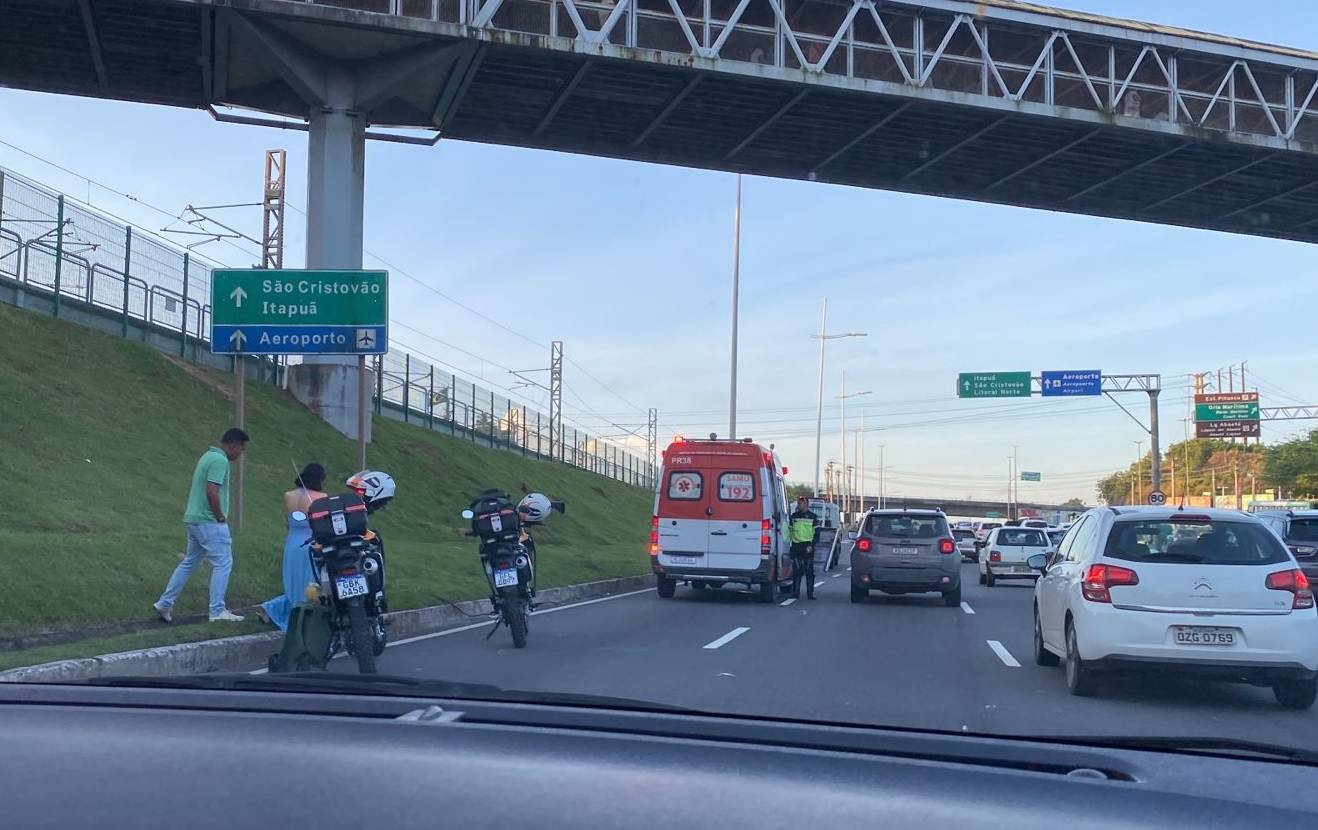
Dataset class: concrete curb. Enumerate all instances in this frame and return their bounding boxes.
[0,574,655,683]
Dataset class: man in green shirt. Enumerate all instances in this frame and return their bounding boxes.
[153,428,250,623]
[789,497,820,600]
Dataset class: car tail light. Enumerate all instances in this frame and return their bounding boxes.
[1082,563,1139,603]
[856,538,872,552]
[649,516,659,555]
[760,518,772,553]
[989,550,1001,563]
[1266,569,1315,610]
[938,539,955,555]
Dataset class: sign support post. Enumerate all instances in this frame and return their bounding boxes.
[357,355,368,471]
[233,357,245,533]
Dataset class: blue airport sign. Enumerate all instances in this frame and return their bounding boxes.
[211,324,387,355]
[1041,370,1102,397]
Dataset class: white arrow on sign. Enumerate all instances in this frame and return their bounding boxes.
[229,329,247,351]
[230,286,248,307]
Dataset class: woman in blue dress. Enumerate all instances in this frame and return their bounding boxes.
[257,463,328,631]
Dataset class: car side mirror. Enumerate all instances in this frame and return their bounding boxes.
[290,510,307,523]
[1027,553,1048,572]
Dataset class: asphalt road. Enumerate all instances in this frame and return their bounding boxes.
[310,562,1318,745]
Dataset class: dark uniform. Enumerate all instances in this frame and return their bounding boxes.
[789,503,819,599]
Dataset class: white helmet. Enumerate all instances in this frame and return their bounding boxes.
[518,492,552,523]
[347,470,396,512]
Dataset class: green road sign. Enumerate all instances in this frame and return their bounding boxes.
[985,511,1002,518]
[958,372,1031,398]
[212,269,387,327]
[1020,471,1041,482]
[1194,392,1260,422]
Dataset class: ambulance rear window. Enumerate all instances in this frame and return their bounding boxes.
[667,471,703,500]
[718,472,755,501]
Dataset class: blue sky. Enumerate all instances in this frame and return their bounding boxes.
[2,0,1316,503]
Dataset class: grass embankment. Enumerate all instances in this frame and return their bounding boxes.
[0,303,651,668]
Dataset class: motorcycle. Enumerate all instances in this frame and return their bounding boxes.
[297,492,388,673]
[462,491,564,649]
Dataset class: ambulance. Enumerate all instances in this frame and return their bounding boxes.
[649,436,794,602]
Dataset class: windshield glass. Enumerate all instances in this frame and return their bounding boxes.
[1287,519,1318,543]
[865,515,948,538]
[5,0,1318,768]
[997,529,1047,547]
[1105,520,1291,565]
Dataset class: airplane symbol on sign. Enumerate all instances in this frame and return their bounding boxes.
[356,329,376,349]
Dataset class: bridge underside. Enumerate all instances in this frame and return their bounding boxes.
[3,0,1318,244]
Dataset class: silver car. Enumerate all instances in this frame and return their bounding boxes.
[850,509,961,606]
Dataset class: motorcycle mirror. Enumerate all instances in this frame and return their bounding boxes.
[290,511,308,522]
[461,509,475,520]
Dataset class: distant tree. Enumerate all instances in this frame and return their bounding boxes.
[786,483,814,501]
[1061,497,1086,509]
[1264,430,1318,498]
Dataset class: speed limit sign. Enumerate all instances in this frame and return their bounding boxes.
[1148,490,1167,506]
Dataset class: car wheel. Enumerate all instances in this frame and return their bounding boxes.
[691,581,706,590]
[757,579,777,604]
[850,584,866,603]
[984,569,996,588]
[1065,622,1098,696]
[977,570,986,586]
[943,583,961,607]
[1273,677,1318,710]
[656,577,676,598]
[1034,607,1059,667]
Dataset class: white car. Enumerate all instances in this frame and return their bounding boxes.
[1030,506,1318,709]
[979,526,1049,586]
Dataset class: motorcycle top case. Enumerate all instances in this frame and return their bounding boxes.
[470,494,521,542]
[308,493,369,542]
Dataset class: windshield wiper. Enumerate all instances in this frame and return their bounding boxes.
[76,672,694,713]
[1054,734,1318,764]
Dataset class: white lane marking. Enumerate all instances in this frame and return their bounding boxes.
[249,587,655,674]
[832,572,846,578]
[987,639,1020,668]
[960,602,975,615]
[814,580,825,588]
[780,598,797,607]
[703,626,750,649]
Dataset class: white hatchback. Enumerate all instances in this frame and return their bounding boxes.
[979,526,1049,586]
[1030,507,1318,709]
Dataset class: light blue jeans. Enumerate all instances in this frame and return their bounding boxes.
[157,522,233,617]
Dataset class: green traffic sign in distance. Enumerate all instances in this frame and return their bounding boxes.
[1194,401,1260,422]
[211,270,388,327]
[958,371,1031,398]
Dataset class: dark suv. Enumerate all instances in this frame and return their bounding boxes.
[1255,510,1318,584]
[850,509,960,606]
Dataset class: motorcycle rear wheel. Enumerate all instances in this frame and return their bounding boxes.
[507,598,529,649]
[346,601,378,674]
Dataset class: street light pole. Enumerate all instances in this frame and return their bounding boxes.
[836,374,872,518]
[1134,440,1143,504]
[811,322,868,498]
[728,174,741,440]
[878,444,885,509]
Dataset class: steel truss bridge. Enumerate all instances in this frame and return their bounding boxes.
[3,0,1318,244]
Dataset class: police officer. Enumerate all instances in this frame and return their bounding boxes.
[788,496,819,600]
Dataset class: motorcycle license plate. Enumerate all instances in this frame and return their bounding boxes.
[335,575,369,599]
[493,568,519,588]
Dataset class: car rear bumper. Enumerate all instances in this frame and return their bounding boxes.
[1074,604,1318,672]
[985,562,1038,579]
[652,561,774,585]
[1087,654,1316,683]
[853,565,959,593]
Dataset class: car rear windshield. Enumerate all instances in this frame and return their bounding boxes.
[1287,518,1318,543]
[997,529,1046,546]
[1105,520,1290,565]
[952,529,975,540]
[866,515,948,538]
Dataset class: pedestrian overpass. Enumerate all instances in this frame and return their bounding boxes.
[5,0,1318,245]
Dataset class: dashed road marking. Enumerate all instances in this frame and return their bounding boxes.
[780,598,797,607]
[987,639,1020,668]
[704,626,751,649]
[960,602,975,615]
[814,580,825,588]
